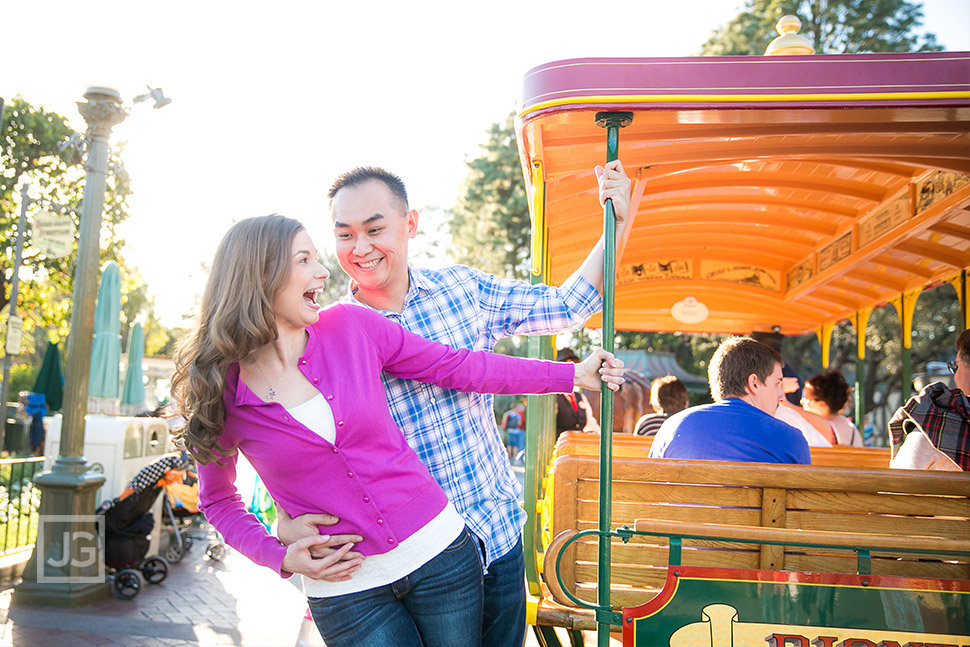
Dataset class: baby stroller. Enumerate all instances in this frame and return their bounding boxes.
[160,458,226,564]
[96,453,188,599]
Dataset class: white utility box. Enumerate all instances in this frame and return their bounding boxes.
[44,414,174,557]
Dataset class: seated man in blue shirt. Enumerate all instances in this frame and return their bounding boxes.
[649,336,811,464]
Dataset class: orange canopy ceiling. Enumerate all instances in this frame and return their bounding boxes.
[516,53,970,335]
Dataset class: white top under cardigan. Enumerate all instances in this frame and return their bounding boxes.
[286,394,465,598]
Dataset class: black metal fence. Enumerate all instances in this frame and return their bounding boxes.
[0,456,44,554]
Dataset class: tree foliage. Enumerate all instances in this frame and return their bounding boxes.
[700,0,942,55]
[318,248,350,307]
[822,284,960,402]
[449,113,531,280]
[1,96,160,377]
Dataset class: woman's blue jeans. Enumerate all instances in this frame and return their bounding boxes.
[307,527,484,647]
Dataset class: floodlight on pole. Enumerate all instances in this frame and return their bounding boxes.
[132,85,172,110]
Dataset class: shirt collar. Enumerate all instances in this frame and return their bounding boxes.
[722,397,769,415]
[406,266,436,293]
[228,363,256,407]
[345,267,435,314]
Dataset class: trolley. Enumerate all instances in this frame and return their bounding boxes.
[514,37,970,646]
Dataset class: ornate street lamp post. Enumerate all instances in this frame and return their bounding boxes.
[15,87,127,606]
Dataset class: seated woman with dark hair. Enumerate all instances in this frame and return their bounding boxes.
[801,370,863,447]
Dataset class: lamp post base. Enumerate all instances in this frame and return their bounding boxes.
[13,457,110,607]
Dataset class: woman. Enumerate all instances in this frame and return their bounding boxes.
[801,371,864,447]
[635,375,690,437]
[172,215,623,647]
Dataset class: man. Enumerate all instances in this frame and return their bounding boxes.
[280,161,632,647]
[634,375,689,437]
[649,337,811,464]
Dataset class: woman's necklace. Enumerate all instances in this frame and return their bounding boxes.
[254,359,284,400]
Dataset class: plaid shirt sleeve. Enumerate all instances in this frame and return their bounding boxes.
[467,267,603,341]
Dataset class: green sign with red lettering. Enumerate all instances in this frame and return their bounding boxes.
[623,567,969,646]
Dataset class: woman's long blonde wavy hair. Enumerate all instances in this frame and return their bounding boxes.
[172,215,305,465]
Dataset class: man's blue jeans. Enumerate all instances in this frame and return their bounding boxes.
[308,527,483,647]
[482,537,527,647]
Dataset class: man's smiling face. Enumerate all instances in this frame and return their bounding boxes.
[331,178,416,299]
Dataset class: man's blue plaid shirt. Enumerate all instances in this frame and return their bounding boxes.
[344,264,601,567]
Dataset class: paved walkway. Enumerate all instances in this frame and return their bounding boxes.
[0,543,594,647]
[0,538,323,647]
[0,464,595,646]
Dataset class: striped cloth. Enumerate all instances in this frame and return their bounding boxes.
[635,413,667,437]
[124,454,190,495]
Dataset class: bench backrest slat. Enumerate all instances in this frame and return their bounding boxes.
[555,432,893,468]
[545,453,970,610]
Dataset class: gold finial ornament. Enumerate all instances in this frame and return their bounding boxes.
[764,15,816,56]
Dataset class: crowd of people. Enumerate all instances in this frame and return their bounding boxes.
[167,156,967,647]
[594,331,967,472]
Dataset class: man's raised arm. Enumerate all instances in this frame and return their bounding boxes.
[573,159,634,294]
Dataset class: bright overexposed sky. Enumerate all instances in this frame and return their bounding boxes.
[3,0,969,326]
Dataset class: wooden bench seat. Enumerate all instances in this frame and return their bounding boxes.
[535,455,970,629]
[553,431,892,468]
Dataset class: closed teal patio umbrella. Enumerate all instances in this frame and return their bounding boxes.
[120,322,146,415]
[32,341,64,412]
[88,261,122,414]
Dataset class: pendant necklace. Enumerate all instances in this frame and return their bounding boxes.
[255,358,284,400]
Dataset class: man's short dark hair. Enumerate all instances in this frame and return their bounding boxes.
[958,328,970,362]
[708,336,784,401]
[328,166,409,212]
[650,376,689,415]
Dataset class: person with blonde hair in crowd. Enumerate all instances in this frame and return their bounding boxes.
[172,215,624,647]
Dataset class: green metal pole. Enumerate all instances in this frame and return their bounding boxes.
[962,270,968,332]
[896,289,921,403]
[853,310,869,437]
[854,357,865,433]
[0,183,30,450]
[523,334,553,595]
[901,345,912,402]
[524,162,552,600]
[594,111,631,646]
